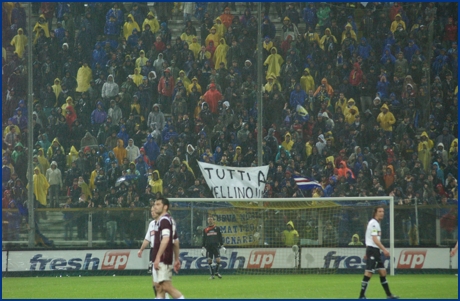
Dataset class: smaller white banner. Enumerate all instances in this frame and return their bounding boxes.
[301,248,453,269]
[198,162,269,199]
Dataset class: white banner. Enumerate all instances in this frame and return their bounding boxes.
[301,248,455,270]
[6,248,456,271]
[198,162,269,199]
[7,250,149,272]
[6,248,295,271]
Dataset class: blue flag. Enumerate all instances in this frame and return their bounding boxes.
[292,175,322,190]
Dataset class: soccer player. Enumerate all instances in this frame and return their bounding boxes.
[359,206,399,299]
[153,197,184,299]
[202,216,225,279]
[138,205,167,298]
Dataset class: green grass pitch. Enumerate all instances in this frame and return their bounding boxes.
[2,274,458,299]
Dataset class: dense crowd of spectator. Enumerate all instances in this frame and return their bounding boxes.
[1,2,458,245]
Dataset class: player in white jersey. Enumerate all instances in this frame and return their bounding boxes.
[138,204,179,299]
[138,205,164,298]
[359,206,398,299]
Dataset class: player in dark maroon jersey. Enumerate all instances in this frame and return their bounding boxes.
[202,216,225,279]
[153,197,184,299]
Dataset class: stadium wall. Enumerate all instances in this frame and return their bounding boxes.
[3,247,457,276]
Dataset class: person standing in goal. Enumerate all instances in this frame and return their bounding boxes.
[202,216,225,279]
[359,206,399,299]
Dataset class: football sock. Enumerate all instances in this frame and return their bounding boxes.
[360,276,371,298]
[215,263,220,273]
[165,293,171,299]
[177,296,184,299]
[380,276,392,296]
[208,263,214,275]
[153,285,157,297]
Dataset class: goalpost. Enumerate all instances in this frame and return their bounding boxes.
[169,196,395,276]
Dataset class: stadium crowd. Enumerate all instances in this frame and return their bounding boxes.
[1,2,458,246]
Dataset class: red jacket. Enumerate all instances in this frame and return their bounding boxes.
[203,85,222,114]
[349,63,363,86]
[157,75,175,97]
[444,24,457,42]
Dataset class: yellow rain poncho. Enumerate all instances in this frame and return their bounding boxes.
[76,64,92,92]
[214,17,226,38]
[10,28,28,58]
[47,137,65,160]
[142,12,159,33]
[131,68,143,86]
[61,96,75,116]
[205,26,220,47]
[149,170,163,194]
[418,131,434,173]
[213,38,229,69]
[37,148,50,174]
[78,178,92,198]
[33,14,50,43]
[52,78,62,104]
[66,145,79,168]
[123,14,140,40]
[300,68,315,93]
[180,32,196,46]
[28,167,50,206]
[188,38,201,59]
[263,47,284,78]
[177,70,191,88]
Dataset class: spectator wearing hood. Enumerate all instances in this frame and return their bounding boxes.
[29,167,50,207]
[264,47,284,78]
[143,11,160,34]
[289,83,307,110]
[101,74,119,104]
[108,99,122,126]
[126,139,140,163]
[300,68,315,94]
[203,83,222,114]
[149,170,163,194]
[123,14,140,40]
[113,139,127,166]
[376,104,396,138]
[435,127,455,152]
[281,220,299,247]
[143,134,160,163]
[10,28,28,58]
[213,38,229,69]
[91,101,107,130]
[348,233,364,245]
[314,78,334,97]
[434,142,449,165]
[344,99,360,125]
[390,14,406,33]
[75,62,92,93]
[45,161,63,208]
[147,103,166,133]
[418,131,434,173]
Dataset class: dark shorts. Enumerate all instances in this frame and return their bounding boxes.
[206,245,220,260]
[365,246,385,273]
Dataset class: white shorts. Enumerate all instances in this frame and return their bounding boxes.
[152,266,158,283]
[157,262,173,283]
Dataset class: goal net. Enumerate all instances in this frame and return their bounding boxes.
[169,196,395,275]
